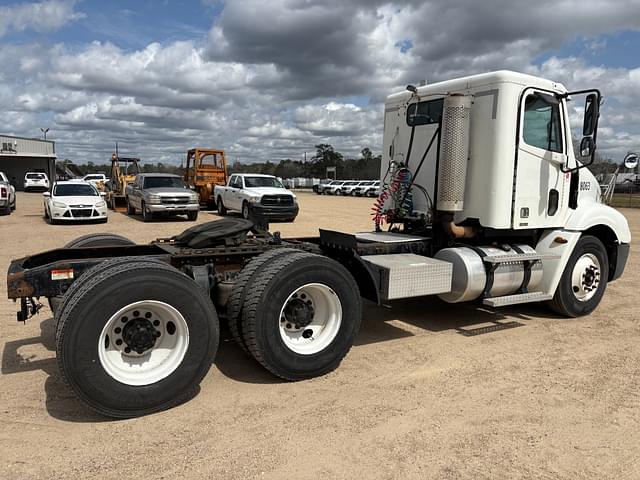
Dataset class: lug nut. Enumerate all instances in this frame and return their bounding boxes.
[124,347,131,353]
[153,320,160,326]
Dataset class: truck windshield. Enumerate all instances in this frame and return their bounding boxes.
[143,177,187,189]
[244,176,284,188]
[54,184,98,196]
[27,173,46,179]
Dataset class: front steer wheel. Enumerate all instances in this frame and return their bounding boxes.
[548,235,609,318]
[241,254,362,380]
[55,259,219,418]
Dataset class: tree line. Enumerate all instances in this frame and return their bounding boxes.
[60,141,627,180]
[61,144,383,180]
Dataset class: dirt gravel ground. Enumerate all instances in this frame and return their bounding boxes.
[1,191,639,480]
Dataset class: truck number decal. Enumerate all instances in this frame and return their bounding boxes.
[579,181,591,191]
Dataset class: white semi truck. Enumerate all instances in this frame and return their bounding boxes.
[7,71,629,418]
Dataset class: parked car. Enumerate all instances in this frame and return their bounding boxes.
[44,181,108,224]
[354,180,380,197]
[322,180,347,195]
[0,171,16,215]
[340,180,370,196]
[214,173,299,222]
[125,173,199,222]
[24,172,49,192]
[313,179,333,194]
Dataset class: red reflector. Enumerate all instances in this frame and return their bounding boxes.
[51,269,74,280]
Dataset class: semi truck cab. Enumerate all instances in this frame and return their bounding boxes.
[378,70,629,312]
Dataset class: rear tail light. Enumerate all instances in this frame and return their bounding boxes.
[0,187,6,197]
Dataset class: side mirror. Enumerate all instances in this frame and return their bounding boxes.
[579,136,594,160]
[583,93,599,136]
[42,192,51,197]
[624,152,639,170]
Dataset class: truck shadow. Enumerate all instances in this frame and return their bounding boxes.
[354,297,542,345]
[1,299,557,422]
[1,317,109,422]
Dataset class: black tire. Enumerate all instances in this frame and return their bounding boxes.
[64,233,135,248]
[49,235,137,317]
[217,196,227,216]
[226,248,308,354]
[187,210,198,221]
[47,208,57,225]
[56,259,219,418]
[142,201,153,222]
[0,205,9,215]
[242,201,250,220]
[335,189,342,196]
[126,197,134,215]
[241,254,362,380]
[548,235,609,317]
[10,196,16,210]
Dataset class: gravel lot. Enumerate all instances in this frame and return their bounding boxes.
[1,191,638,480]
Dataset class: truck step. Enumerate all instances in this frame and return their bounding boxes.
[482,253,559,265]
[483,291,553,307]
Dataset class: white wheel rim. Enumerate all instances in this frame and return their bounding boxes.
[278,283,342,355]
[98,300,189,386]
[571,253,601,302]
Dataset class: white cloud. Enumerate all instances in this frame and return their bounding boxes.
[1,0,640,164]
[0,0,85,37]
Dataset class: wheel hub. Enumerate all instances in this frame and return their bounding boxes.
[571,253,601,302]
[284,297,315,329]
[278,283,342,355]
[99,300,189,386]
[122,318,159,354]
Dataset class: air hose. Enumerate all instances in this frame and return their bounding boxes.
[372,163,413,229]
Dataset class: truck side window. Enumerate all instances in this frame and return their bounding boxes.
[523,93,563,153]
[406,98,444,126]
[229,176,237,188]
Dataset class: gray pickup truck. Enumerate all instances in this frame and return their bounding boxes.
[125,173,199,222]
[0,171,16,215]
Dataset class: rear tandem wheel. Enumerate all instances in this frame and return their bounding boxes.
[55,258,219,418]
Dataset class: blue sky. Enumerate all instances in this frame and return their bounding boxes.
[535,30,640,69]
[1,0,640,164]
[4,0,217,48]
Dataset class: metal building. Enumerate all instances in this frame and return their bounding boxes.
[0,135,56,190]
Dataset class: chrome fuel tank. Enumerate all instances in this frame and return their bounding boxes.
[434,245,542,303]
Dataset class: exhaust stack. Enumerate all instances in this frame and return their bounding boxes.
[437,94,472,212]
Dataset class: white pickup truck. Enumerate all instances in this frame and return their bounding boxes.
[214,173,299,222]
[0,171,16,215]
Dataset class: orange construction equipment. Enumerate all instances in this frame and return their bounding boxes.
[184,148,228,208]
[106,153,140,211]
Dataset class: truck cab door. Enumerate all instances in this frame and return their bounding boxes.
[227,175,239,210]
[513,90,569,229]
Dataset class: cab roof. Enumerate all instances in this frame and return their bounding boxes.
[386,70,567,104]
